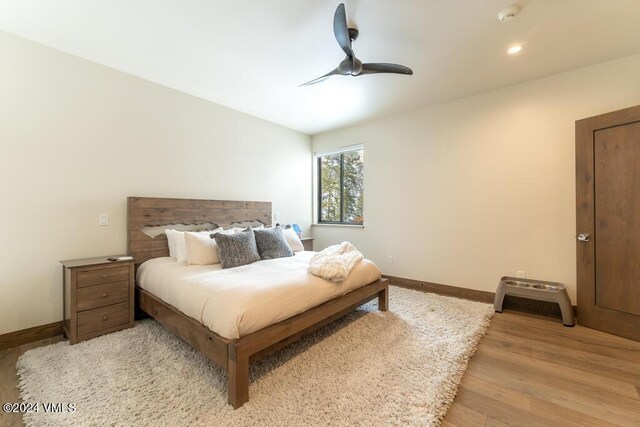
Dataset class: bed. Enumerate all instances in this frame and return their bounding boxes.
[127,196,388,408]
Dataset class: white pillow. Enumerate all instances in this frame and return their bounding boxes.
[185,228,224,265]
[165,229,187,262]
[166,228,224,263]
[165,229,177,258]
[283,228,304,252]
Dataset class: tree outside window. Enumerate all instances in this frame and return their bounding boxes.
[317,148,363,224]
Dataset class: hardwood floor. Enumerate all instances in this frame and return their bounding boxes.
[444,310,640,427]
[1,307,638,426]
[0,336,64,427]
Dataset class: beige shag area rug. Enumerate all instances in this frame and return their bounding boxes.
[17,287,493,426]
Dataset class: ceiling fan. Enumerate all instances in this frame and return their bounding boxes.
[301,3,413,86]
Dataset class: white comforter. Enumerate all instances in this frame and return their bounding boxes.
[137,252,381,340]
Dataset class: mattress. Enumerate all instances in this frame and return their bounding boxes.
[137,251,382,339]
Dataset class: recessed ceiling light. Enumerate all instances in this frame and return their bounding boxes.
[508,45,523,55]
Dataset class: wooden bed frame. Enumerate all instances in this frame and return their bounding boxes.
[127,196,388,408]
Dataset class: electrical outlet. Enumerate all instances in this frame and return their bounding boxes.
[98,214,109,226]
[387,256,394,265]
[516,271,526,278]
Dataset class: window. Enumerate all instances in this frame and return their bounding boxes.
[317,146,364,225]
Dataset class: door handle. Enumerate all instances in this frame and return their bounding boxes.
[577,233,590,242]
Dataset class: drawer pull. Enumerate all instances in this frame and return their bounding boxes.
[102,293,108,298]
[101,274,109,279]
[102,315,108,321]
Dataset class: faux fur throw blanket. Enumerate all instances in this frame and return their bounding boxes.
[308,241,364,282]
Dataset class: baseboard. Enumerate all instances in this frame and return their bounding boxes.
[0,321,63,351]
[384,275,495,303]
[384,275,577,320]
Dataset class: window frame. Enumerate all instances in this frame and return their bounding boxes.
[315,145,364,225]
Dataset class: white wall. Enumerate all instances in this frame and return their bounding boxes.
[0,32,312,335]
[312,53,640,303]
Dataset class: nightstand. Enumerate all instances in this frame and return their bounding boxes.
[61,256,135,344]
[301,237,314,251]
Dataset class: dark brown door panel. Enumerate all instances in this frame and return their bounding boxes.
[576,105,640,341]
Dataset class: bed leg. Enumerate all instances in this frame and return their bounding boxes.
[378,285,389,311]
[228,344,249,409]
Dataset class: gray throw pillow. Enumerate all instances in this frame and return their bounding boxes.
[254,226,294,260]
[212,228,261,269]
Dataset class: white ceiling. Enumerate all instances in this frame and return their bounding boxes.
[2,0,640,134]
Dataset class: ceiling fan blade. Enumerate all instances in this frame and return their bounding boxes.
[359,63,413,75]
[299,68,341,86]
[333,3,353,58]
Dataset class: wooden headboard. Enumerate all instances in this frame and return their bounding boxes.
[127,197,272,266]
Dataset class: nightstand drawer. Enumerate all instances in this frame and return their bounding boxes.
[77,302,129,337]
[76,281,129,311]
[77,266,130,288]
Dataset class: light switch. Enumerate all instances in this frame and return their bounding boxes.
[99,214,109,226]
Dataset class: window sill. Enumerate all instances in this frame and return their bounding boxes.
[312,223,365,228]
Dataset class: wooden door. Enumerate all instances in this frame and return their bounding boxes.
[576,105,640,341]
